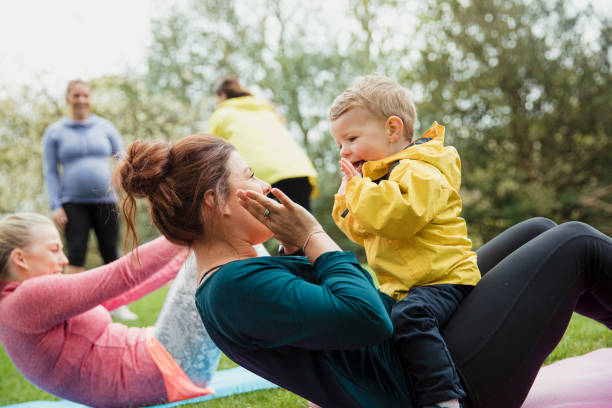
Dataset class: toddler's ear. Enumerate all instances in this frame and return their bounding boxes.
[386,116,404,143]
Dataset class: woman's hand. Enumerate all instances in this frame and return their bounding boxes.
[237,188,322,250]
[52,208,68,230]
[238,187,342,262]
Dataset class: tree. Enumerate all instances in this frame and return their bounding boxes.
[411,0,612,242]
[134,0,612,250]
[146,0,420,257]
[0,87,61,214]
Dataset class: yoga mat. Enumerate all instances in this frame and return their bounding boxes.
[522,347,612,408]
[8,349,611,407]
[2,366,277,408]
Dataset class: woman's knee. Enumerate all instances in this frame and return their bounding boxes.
[554,221,598,238]
[523,217,557,233]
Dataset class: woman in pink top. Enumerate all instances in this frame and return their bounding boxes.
[0,213,223,407]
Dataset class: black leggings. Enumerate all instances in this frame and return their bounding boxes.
[443,218,612,407]
[271,177,312,212]
[63,202,120,266]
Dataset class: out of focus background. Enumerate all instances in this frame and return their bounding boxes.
[0,0,611,404]
[1,0,610,258]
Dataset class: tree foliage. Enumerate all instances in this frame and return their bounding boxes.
[145,0,420,255]
[146,0,611,246]
[0,0,609,258]
[0,88,61,214]
[413,0,612,241]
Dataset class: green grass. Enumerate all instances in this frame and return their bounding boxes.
[545,314,612,364]
[1,287,610,407]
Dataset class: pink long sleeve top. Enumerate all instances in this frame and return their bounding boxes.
[0,237,187,408]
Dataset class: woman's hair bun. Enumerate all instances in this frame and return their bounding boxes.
[115,140,171,199]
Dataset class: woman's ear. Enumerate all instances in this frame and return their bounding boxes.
[386,116,404,144]
[204,189,231,216]
[203,190,216,209]
[9,248,27,270]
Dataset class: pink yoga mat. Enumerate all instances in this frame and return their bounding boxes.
[522,348,612,407]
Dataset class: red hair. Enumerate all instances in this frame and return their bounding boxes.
[113,134,234,248]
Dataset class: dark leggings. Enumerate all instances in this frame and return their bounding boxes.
[63,202,120,266]
[271,177,312,212]
[443,218,612,407]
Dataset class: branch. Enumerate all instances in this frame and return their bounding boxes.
[579,184,612,213]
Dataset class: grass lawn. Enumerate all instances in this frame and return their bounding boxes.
[1,286,611,407]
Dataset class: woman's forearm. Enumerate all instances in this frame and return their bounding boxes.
[303,232,341,264]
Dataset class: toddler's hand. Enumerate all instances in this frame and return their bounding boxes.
[339,158,359,178]
[337,158,359,195]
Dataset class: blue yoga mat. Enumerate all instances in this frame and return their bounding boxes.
[2,366,277,408]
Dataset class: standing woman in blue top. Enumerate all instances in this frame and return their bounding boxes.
[42,80,136,319]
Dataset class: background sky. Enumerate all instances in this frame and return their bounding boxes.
[0,0,610,98]
[0,0,158,96]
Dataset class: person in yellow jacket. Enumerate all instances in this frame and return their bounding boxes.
[209,77,318,211]
[328,75,481,408]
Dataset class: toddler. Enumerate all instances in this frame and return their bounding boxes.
[329,75,481,408]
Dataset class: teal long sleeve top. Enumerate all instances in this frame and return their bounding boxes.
[195,251,417,407]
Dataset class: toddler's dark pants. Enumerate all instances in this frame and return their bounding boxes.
[391,284,472,405]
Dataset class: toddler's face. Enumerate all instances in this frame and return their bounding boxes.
[330,107,394,174]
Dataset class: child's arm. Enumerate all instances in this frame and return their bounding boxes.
[341,161,452,240]
[332,159,366,245]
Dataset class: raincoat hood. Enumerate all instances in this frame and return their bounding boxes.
[362,122,461,191]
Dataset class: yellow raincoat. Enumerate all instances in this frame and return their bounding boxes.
[332,122,480,300]
[209,96,318,195]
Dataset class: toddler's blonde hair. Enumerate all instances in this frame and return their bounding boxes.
[328,75,417,142]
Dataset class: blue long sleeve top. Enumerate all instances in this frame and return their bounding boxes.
[42,114,123,210]
[195,251,417,408]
